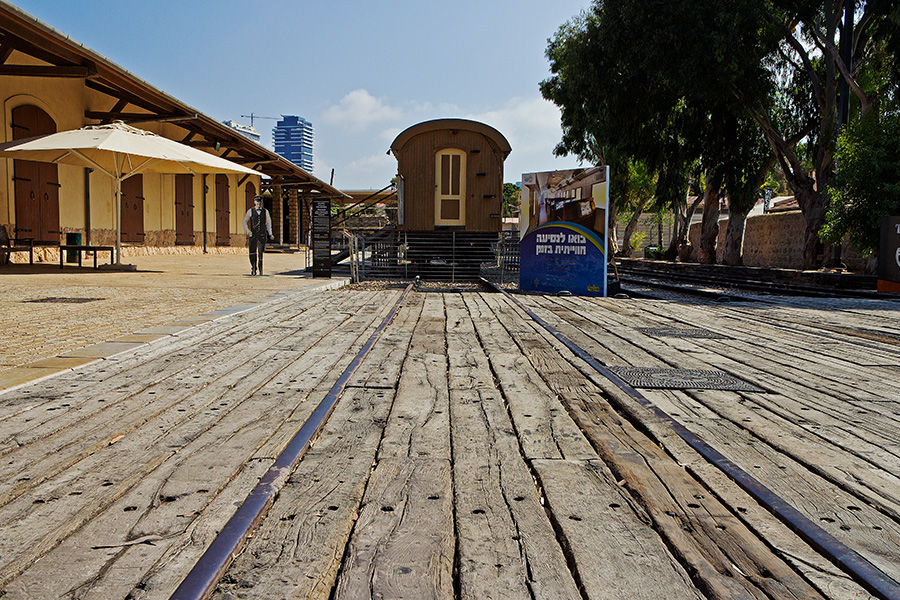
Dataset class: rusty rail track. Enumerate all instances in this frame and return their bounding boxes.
[617,261,896,300]
[479,277,900,600]
[169,280,416,600]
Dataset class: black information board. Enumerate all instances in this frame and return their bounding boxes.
[879,216,900,284]
[311,198,332,278]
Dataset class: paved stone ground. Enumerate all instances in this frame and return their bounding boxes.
[0,250,343,388]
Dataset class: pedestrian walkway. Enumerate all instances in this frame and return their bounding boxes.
[0,251,344,391]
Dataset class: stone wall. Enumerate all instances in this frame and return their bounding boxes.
[687,220,727,263]
[741,212,805,268]
[688,211,869,270]
[4,227,246,264]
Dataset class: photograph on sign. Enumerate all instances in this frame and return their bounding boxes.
[519,167,609,296]
[878,216,900,290]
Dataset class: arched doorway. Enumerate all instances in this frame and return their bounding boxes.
[11,105,60,243]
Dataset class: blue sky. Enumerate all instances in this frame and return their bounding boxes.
[13,0,590,188]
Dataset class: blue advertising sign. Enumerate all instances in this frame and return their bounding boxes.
[520,166,609,296]
[520,222,607,295]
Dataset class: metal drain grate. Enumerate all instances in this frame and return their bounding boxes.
[636,327,726,339]
[24,297,105,304]
[609,366,764,392]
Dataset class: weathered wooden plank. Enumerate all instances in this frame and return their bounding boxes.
[0,288,339,450]
[527,295,900,463]
[488,297,824,599]
[533,458,704,600]
[347,292,418,388]
[407,294,447,354]
[0,307,354,509]
[0,459,181,600]
[690,388,900,518]
[520,294,884,598]
[601,305,900,470]
[333,458,454,600]
[444,294,496,391]
[472,294,606,461]
[211,387,396,600]
[379,352,450,461]
[533,327,873,599]
[376,294,451,462]
[565,390,825,599]
[451,388,582,600]
[645,388,900,584]
[0,291,393,590]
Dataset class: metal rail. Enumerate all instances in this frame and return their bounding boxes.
[169,280,416,600]
[618,264,895,300]
[479,277,900,600]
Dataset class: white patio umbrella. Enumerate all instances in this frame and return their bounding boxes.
[0,121,263,264]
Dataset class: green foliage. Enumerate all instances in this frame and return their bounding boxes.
[541,0,771,214]
[625,159,657,208]
[629,232,647,250]
[822,113,900,254]
[542,0,900,267]
[502,183,521,218]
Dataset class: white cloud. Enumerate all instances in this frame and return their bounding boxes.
[320,93,580,189]
[341,152,396,179]
[467,96,582,179]
[320,89,404,129]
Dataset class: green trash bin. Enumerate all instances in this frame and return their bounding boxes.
[66,232,82,263]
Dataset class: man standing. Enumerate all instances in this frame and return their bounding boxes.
[242,195,273,276]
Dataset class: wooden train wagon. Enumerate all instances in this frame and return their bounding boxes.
[390,119,512,232]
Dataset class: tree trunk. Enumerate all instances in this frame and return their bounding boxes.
[722,211,747,266]
[608,193,620,256]
[699,187,720,264]
[792,183,827,270]
[620,200,648,257]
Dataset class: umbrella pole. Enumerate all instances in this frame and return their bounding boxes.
[115,177,122,265]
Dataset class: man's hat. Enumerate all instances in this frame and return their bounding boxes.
[253,195,264,202]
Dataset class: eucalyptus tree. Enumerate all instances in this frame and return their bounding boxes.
[541,0,771,261]
[731,1,900,267]
[543,0,899,269]
[821,16,900,266]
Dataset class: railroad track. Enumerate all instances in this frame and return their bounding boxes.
[479,277,900,600]
[4,280,899,599]
[162,278,900,600]
[616,260,895,300]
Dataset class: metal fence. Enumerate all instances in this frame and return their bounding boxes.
[343,230,520,284]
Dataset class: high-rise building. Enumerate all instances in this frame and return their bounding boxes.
[273,115,314,173]
[222,119,260,143]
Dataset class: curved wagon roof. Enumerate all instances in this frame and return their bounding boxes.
[390,118,512,158]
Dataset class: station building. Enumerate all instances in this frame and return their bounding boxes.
[0,1,344,262]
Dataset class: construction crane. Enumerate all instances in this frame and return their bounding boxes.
[241,113,280,128]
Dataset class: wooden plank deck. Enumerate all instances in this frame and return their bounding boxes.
[0,287,897,599]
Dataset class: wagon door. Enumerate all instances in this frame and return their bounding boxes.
[435,149,466,227]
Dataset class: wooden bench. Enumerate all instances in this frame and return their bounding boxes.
[0,245,34,265]
[59,245,114,269]
[0,237,34,265]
